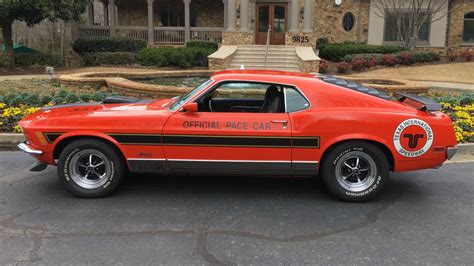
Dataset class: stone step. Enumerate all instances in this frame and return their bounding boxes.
[232,55,298,61]
[227,66,300,72]
[229,63,300,69]
[231,58,300,64]
[235,52,297,57]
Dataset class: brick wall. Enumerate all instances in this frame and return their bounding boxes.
[447,0,474,48]
[313,0,370,44]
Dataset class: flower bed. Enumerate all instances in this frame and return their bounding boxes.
[430,94,474,143]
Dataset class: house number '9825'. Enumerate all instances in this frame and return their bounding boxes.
[292,35,310,43]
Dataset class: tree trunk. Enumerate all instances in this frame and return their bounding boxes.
[1,21,15,67]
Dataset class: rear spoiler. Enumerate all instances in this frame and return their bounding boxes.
[394,92,441,112]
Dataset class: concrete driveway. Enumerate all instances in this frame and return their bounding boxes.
[0,151,473,264]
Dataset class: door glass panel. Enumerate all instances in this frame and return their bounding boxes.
[273,6,285,33]
[258,5,270,32]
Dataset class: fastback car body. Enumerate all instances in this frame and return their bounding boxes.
[18,70,458,201]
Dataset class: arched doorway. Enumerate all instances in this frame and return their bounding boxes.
[255,3,287,45]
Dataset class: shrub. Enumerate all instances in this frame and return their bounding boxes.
[382,54,397,66]
[341,54,353,62]
[83,52,137,66]
[14,53,63,67]
[186,41,218,51]
[0,52,9,67]
[137,47,213,68]
[461,50,472,61]
[447,52,457,62]
[336,61,350,73]
[366,57,378,68]
[319,60,329,73]
[319,43,405,61]
[351,57,365,72]
[397,51,414,65]
[413,51,440,63]
[316,37,330,50]
[72,37,147,55]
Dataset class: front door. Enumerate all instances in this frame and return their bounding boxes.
[162,81,292,175]
[256,3,288,45]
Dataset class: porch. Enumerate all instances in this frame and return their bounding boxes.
[77,0,225,44]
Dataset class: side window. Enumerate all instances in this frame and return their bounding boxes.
[215,82,269,100]
[285,88,310,113]
[197,82,286,113]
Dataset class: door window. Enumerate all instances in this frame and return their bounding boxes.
[273,6,286,33]
[258,5,270,32]
[196,82,286,113]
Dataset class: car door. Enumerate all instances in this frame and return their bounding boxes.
[162,81,292,175]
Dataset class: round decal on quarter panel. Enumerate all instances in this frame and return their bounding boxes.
[393,119,434,158]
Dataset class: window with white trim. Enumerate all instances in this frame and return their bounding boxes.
[463,12,474,43]
[384,12,430,43]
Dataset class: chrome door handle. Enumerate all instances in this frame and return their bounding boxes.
[271,120,288,129]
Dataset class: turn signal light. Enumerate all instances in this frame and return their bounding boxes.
[35,132,48,146]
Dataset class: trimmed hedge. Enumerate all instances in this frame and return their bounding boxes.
[0,90,122,107]
[83,52,137,66]
[320,43,406,61]
[137,47,213,68]
[186,40,218,50]
[14,53,63,67]
[73,37,147,55]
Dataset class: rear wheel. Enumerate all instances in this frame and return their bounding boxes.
[321,141,389,202]
[57,139,125,198]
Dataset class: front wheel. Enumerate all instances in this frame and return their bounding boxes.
[57,139,126,198]
[321,141,389,202]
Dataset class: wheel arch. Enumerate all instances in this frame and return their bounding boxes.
[320,136,395,172]
[52,132,128,169]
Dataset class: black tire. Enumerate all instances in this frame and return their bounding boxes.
[321,141,389,202]
[57,138,126,198]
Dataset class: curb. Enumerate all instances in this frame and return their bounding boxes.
[1,133,473,159]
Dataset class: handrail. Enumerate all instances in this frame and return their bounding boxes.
[264,25,271,69]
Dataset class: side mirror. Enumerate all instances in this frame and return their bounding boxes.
[182,102,198,113]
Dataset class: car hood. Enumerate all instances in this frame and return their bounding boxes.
[19,98,173,131]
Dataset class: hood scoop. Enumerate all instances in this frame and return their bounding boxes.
[102,96,141,104]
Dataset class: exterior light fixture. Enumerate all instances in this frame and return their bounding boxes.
[335,0,342,6]
[300,7,304,19]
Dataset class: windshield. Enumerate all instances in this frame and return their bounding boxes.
[168,79,213,111]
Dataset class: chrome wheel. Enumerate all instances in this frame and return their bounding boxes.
[335,151,377,193]
[69,149,111,189]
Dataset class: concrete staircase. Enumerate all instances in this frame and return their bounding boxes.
[228,45,300,72]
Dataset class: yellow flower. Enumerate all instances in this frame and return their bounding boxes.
[13,125,22,133]
[0,103,6,109]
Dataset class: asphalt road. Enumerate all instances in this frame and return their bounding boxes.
[0,151,473,265]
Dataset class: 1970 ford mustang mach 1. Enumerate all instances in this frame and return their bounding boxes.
[18,70,458,201]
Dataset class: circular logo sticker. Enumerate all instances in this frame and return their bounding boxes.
[393,119,434,158]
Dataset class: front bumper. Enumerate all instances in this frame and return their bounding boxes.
[18,142,43,155]
[447,146,458,160]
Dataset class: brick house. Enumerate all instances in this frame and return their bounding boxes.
[4,0,474,71]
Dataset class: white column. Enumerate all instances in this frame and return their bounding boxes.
[226,0,236,31]
[109,0,116,36]
[289,0,299,32]
[240,0,249,32]
[147,0,154,44]
[184,0,191,43]
[223,0,228,29]
[88,4,95,26]
[103,1,109,26]
[303,0,313,32]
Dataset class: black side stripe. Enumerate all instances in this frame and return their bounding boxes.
[44,133,63,143]
[109,134,320,148]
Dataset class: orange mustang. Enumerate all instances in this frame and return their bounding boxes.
[18,70,458,201]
